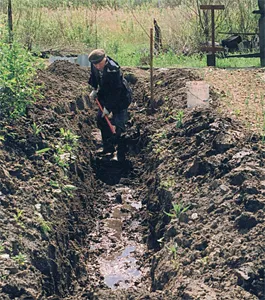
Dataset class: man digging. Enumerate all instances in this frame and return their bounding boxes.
[88,49,132,161]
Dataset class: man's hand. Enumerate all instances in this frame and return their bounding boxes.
[89,89,97,101]
[101,107,110,118]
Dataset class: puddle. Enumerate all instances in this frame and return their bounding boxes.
[88,185,145,290]
[49,54,91,67]
[101,245,142,289]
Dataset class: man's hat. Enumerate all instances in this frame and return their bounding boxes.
[88,49,106,64]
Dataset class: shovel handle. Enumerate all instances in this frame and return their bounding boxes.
[95,98,116,134]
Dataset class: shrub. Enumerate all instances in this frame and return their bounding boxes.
[0,24,43,118]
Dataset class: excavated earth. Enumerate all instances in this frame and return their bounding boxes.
[0,61,265,300]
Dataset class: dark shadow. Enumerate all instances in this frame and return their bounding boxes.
[92,156,132,185]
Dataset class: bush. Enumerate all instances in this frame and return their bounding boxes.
[0,25,43,118]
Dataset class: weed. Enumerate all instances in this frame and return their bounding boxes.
[37,218,52,234]
[60,128,79,146]
[32,122,42,136]
[160,176,175,190]
[164,202,189,219]
[50,180,59,188]
[0,26,43,118]
[175,110,184,128]
[166,242,178,260]
[234,109,241,117]
[54,152,70,168]
[62,184,78,197]
[0,242,4,253]
[13,253,27,265]
[14,209,24,224]
[200,256,209,265]
[35,148,50,155]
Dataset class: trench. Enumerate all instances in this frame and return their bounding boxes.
[86,129,149,293]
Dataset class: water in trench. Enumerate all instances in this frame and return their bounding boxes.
[88,185,145,290]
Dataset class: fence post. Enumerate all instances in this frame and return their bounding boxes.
[150,27,155,113]
[258,0,265,66]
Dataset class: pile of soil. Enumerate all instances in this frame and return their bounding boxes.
[0,61,264,300]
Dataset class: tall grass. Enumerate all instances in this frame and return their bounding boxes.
[1,0,260,67]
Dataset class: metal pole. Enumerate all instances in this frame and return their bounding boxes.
[150,27,154,112]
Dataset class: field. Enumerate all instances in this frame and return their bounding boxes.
[0,1,265,299]
[6,1,260,67]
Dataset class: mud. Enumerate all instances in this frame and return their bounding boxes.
[0,61,264,300]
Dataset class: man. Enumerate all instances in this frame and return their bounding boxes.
[88,49,132,158]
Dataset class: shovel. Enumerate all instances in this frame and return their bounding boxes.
[95,98,116,134]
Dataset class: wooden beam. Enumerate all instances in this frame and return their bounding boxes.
[200,5,225,10]
[200,46,224,52]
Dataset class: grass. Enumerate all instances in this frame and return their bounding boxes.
[217,57,260,68]
[4,3,259,69]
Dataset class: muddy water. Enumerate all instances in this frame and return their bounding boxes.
[88,185,146,290]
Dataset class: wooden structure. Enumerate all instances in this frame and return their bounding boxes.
[154,19,162,53]
[258,0,265,66]
[200,5,225,66]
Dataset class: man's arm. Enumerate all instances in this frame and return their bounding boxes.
[88,65,98,90]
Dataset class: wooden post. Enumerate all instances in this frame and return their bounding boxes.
[200,5,225,66]
[258,0,265,66]
[8,0,13,43]
[150,27,155,112]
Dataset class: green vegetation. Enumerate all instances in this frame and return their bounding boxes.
[35,148,51,155]
[164,202,189,219]
[166,243,178,260]
[54,128,79,169]
[13,253,27,265]
[0,242,4,253]
[175,110,184,128]
[0,25,44,118]
[14,209,25,227]
[32,122,42,136]
[37,217,52,234]
[0,1,259,68]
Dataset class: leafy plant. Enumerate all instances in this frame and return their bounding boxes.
[164,202,189,219]
[13,253,27,265]
[0,25,43,118]
[60,128,79,146]
[35,147,50,155]
[166,243,178,260]
[0,241,4,253]
[32,122,42,136]
[37,218,52,234]
[62,184,77,197]
[50,180,59,188]
[14,209,24,223]
[175,110,184,128]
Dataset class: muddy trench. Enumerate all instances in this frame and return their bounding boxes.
[1,62,265,300]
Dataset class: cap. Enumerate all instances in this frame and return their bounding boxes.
[88,49,106,64]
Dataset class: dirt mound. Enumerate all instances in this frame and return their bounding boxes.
[0,61,98,299]
[0,61,264,300]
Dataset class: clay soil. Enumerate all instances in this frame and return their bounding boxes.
[0,61,265,300]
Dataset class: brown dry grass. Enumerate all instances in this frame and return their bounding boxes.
[14,6,198,50]
[201,68,265,136]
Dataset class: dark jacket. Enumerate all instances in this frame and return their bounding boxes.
[88,56,131,113]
